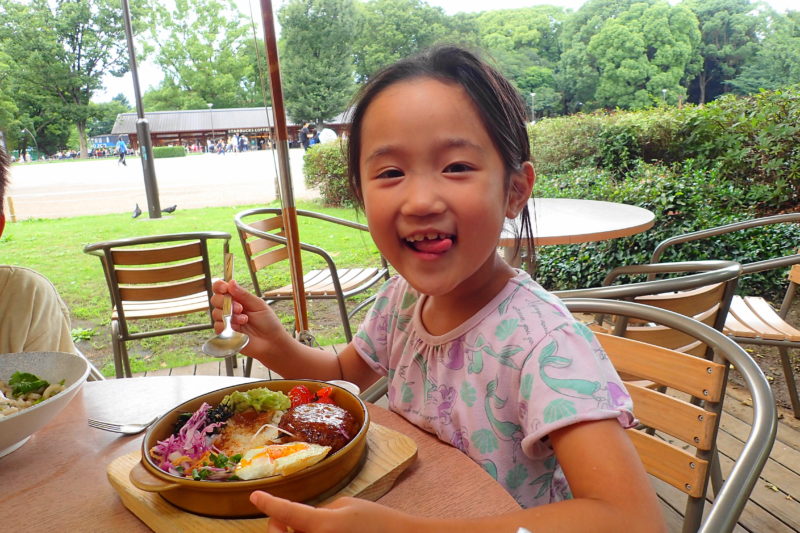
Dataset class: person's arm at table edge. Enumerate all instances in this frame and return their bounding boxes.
[254,418,665,533]
[417,419,665,533]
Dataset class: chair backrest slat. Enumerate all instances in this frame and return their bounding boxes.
[246,234,284,256]
[252,246,290,271]
[249,215,284,233]
[622,304,717,351]
[626,382,717,450]
[115,260,205,284]
[634,283,724,316]
[628,430,708,498]
[596,332,726,401]
[111,241,203,266]
[118,277,208,301]
[789,264,800,285]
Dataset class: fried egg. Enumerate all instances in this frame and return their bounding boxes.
[234,442,332,481]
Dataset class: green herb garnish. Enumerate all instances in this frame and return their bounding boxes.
[191,468,211,481]
[209,452,242,469]
[8,371,49,396]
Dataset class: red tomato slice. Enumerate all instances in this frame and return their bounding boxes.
[288,385,315,407]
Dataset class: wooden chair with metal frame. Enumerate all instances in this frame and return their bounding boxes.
[650,213,800,418]
[83,232,231,379]
[555,260,742,357]
[557,260,743,496]
[234,207,390,343]
[563,298,776,533]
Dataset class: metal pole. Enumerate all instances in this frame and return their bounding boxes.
[530,92,536,123]
[121,0,161,219]
[260,0,309,335]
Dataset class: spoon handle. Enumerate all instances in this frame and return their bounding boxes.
[223,252,233,316]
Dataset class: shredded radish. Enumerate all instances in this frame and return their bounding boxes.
[250,422,295,443]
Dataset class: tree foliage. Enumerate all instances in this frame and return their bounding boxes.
[88,94,133,137]
[1,0,798,155]
[144,0,268,111]
[684,0,763,104]
[560,0,701,111]
[352,0,468,82]
[730,10,800,94]
[0,0,138,157]
[475,6,566,117]
[278,0,358,124]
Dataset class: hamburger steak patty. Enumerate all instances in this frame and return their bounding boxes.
[278,402,358,452]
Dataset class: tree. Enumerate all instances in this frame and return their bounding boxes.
[730,10,800,94]
[0,0,140,158]
[144,0,268,110]
[352,0,467,83]
[558,0,644,112]
[278,0,357,125]
[559,0,701,111]
[475,6,566,116]
[589,2,701,109]
[684,0,763,104]
[0,47,20,150]
[88,94,132,137]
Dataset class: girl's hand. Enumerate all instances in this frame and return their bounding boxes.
[252,492,417,533]
[210,279,292,358]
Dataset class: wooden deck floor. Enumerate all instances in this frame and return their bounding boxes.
[132,355,800,532]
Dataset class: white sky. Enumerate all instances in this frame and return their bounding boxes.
[96,0,796,103]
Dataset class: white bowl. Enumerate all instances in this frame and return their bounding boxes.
[0,352,90,457]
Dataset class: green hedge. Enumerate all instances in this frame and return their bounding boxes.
[303,141,355,207]
[531,85,800,212]
[533,163,800,299]
[152,146,187,159]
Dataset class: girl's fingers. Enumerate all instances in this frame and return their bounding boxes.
[251,491,322,532]
[228,279,268,312]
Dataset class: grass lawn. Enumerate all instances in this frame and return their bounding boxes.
[0,200,384,375]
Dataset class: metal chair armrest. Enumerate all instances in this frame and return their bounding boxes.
[555,261,741,301]
[651,213,800,263]
[83,231,231,254]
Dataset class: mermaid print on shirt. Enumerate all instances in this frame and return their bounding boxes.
[353,272,635,509]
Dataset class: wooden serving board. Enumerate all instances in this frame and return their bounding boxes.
[107,423,417,532]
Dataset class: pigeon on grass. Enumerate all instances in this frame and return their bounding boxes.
[132,203,142,218]
[162,204,177,214]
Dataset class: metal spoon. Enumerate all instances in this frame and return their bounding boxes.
[202,251,249,358]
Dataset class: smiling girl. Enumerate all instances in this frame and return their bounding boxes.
[211,45,664,533]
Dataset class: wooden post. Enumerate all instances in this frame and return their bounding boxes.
[7,196,16,222]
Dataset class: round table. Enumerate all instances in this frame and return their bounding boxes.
[500,198,655,265]
[0,376,520,530]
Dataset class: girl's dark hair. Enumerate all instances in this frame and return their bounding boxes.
[346,45,535,269]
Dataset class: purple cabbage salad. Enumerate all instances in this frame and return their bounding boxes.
[149,402,230,479]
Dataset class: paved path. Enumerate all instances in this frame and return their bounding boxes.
[5,148,318,220]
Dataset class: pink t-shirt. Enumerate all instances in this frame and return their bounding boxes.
[353,271,635,509]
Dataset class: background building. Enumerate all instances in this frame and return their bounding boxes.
[111,107,348,151]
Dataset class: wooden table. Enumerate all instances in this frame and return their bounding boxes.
[500,198,655,265]
[0,376,520,530]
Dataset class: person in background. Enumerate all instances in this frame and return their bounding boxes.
[300,123,311,150]
[308,125,320,147]
[115,137,127,166]
[211,46,663,533]
[0,146,75,354]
